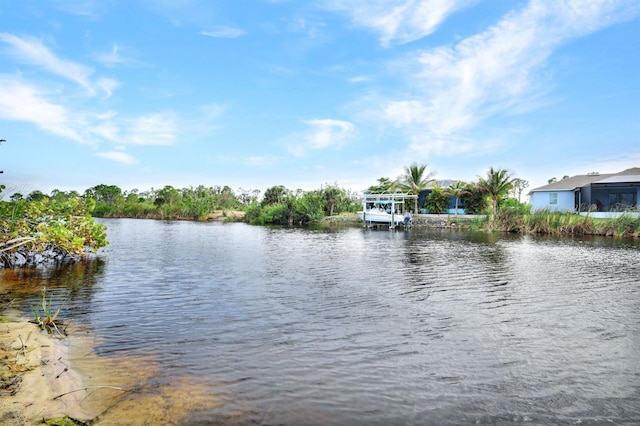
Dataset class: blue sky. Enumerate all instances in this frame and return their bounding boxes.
[1,0,639,199]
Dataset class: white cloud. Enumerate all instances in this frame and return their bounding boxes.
[0,33,126,99]
[324,0,478,46]
[0,33,94,90]
[89,113,120,142]
[382,100,429,126]
[126,113,176,145]
[96,151,137,165]
[285,119,355,157]
[96,77,121,98]
[201,27,246,38]
[52,0,106,18]
[304,119,354,149]
[348,75,373,83]
[373,0,640,157]
[96,44,126,66]
[0,75,83,142]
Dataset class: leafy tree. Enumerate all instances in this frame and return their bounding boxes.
[510,178,529,202]
[262,185,290,206]
[367,177,395,193]
[27,190,48,201]
[154,185,181,206]
[85,184,123,205]
[478,167,515,221]
[447,181,470,216]
[424,185,449,214]
[213,185,239,210]
[502,198,531,215]
[396,163,436,213]
[237,188,260,206]
[321,184,342,216]
[460,183,487,215]
[319,183,358,216]
[294,191,325,224]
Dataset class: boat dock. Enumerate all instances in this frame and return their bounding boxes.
[359,192,417,230]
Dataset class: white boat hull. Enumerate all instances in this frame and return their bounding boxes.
[358,210,405,225]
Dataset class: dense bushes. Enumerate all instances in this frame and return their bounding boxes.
[244,185,359,225]
[86,184,243,220]
[0,197,108,267]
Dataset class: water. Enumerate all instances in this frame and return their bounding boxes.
[2,219,640,425]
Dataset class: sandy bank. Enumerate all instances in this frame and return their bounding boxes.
[1,315,225,425]
[0,317,100,425]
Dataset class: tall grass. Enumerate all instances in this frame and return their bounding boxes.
[491,209,640,237]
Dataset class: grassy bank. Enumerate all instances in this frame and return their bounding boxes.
[489,211,640,237]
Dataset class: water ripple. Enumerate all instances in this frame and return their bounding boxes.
[3,220,640,424]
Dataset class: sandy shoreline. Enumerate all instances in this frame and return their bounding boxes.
[0,316,100,425]
[1,314,226,425]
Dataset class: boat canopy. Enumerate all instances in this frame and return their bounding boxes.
[362,192,417,204]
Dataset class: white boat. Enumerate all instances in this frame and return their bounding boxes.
[358,192,416,226]
[357,207,405,225]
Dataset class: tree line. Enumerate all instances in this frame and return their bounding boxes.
[3,164,530,226]
[5,183,363,225]
[368,163,529,220]
[0,163,533,266]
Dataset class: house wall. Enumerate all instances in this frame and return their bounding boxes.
[530,190,575,212]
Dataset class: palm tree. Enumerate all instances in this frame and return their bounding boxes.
[396,163,436,213]
[447,181,469,216]
[477,167,514,221]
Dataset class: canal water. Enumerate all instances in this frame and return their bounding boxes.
[1,218,639,425]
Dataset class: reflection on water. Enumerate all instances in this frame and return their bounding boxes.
[2,219,640,425]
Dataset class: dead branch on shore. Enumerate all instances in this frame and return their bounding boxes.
[53,385,128,400]
[0,237,36,253]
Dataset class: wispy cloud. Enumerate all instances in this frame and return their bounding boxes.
[371,0,640,158]
[287,119,355,156]
[348,75,373,83]
[96,151,138,165]
[0,76,83,142]
[0,33,93,89]
[0,73,177,149]
[126,113,176,145]
[201,27,246,38]
[324,0,478,46]
[0,33,120,97]
[96,44,126,66]
[52,0,107,18]
[200,103,226,120]
[96,77,121,98]
[305,119,354,149]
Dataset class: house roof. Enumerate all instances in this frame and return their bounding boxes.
[595,174,640,184]
[529,174,613,192]
[529,167,640,193]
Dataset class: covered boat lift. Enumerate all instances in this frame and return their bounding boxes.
[359,192,417,229]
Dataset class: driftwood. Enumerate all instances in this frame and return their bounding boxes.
[0,237,36,253]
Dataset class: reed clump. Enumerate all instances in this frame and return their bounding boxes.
[494,210,640,237]
[31,288,67,336]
